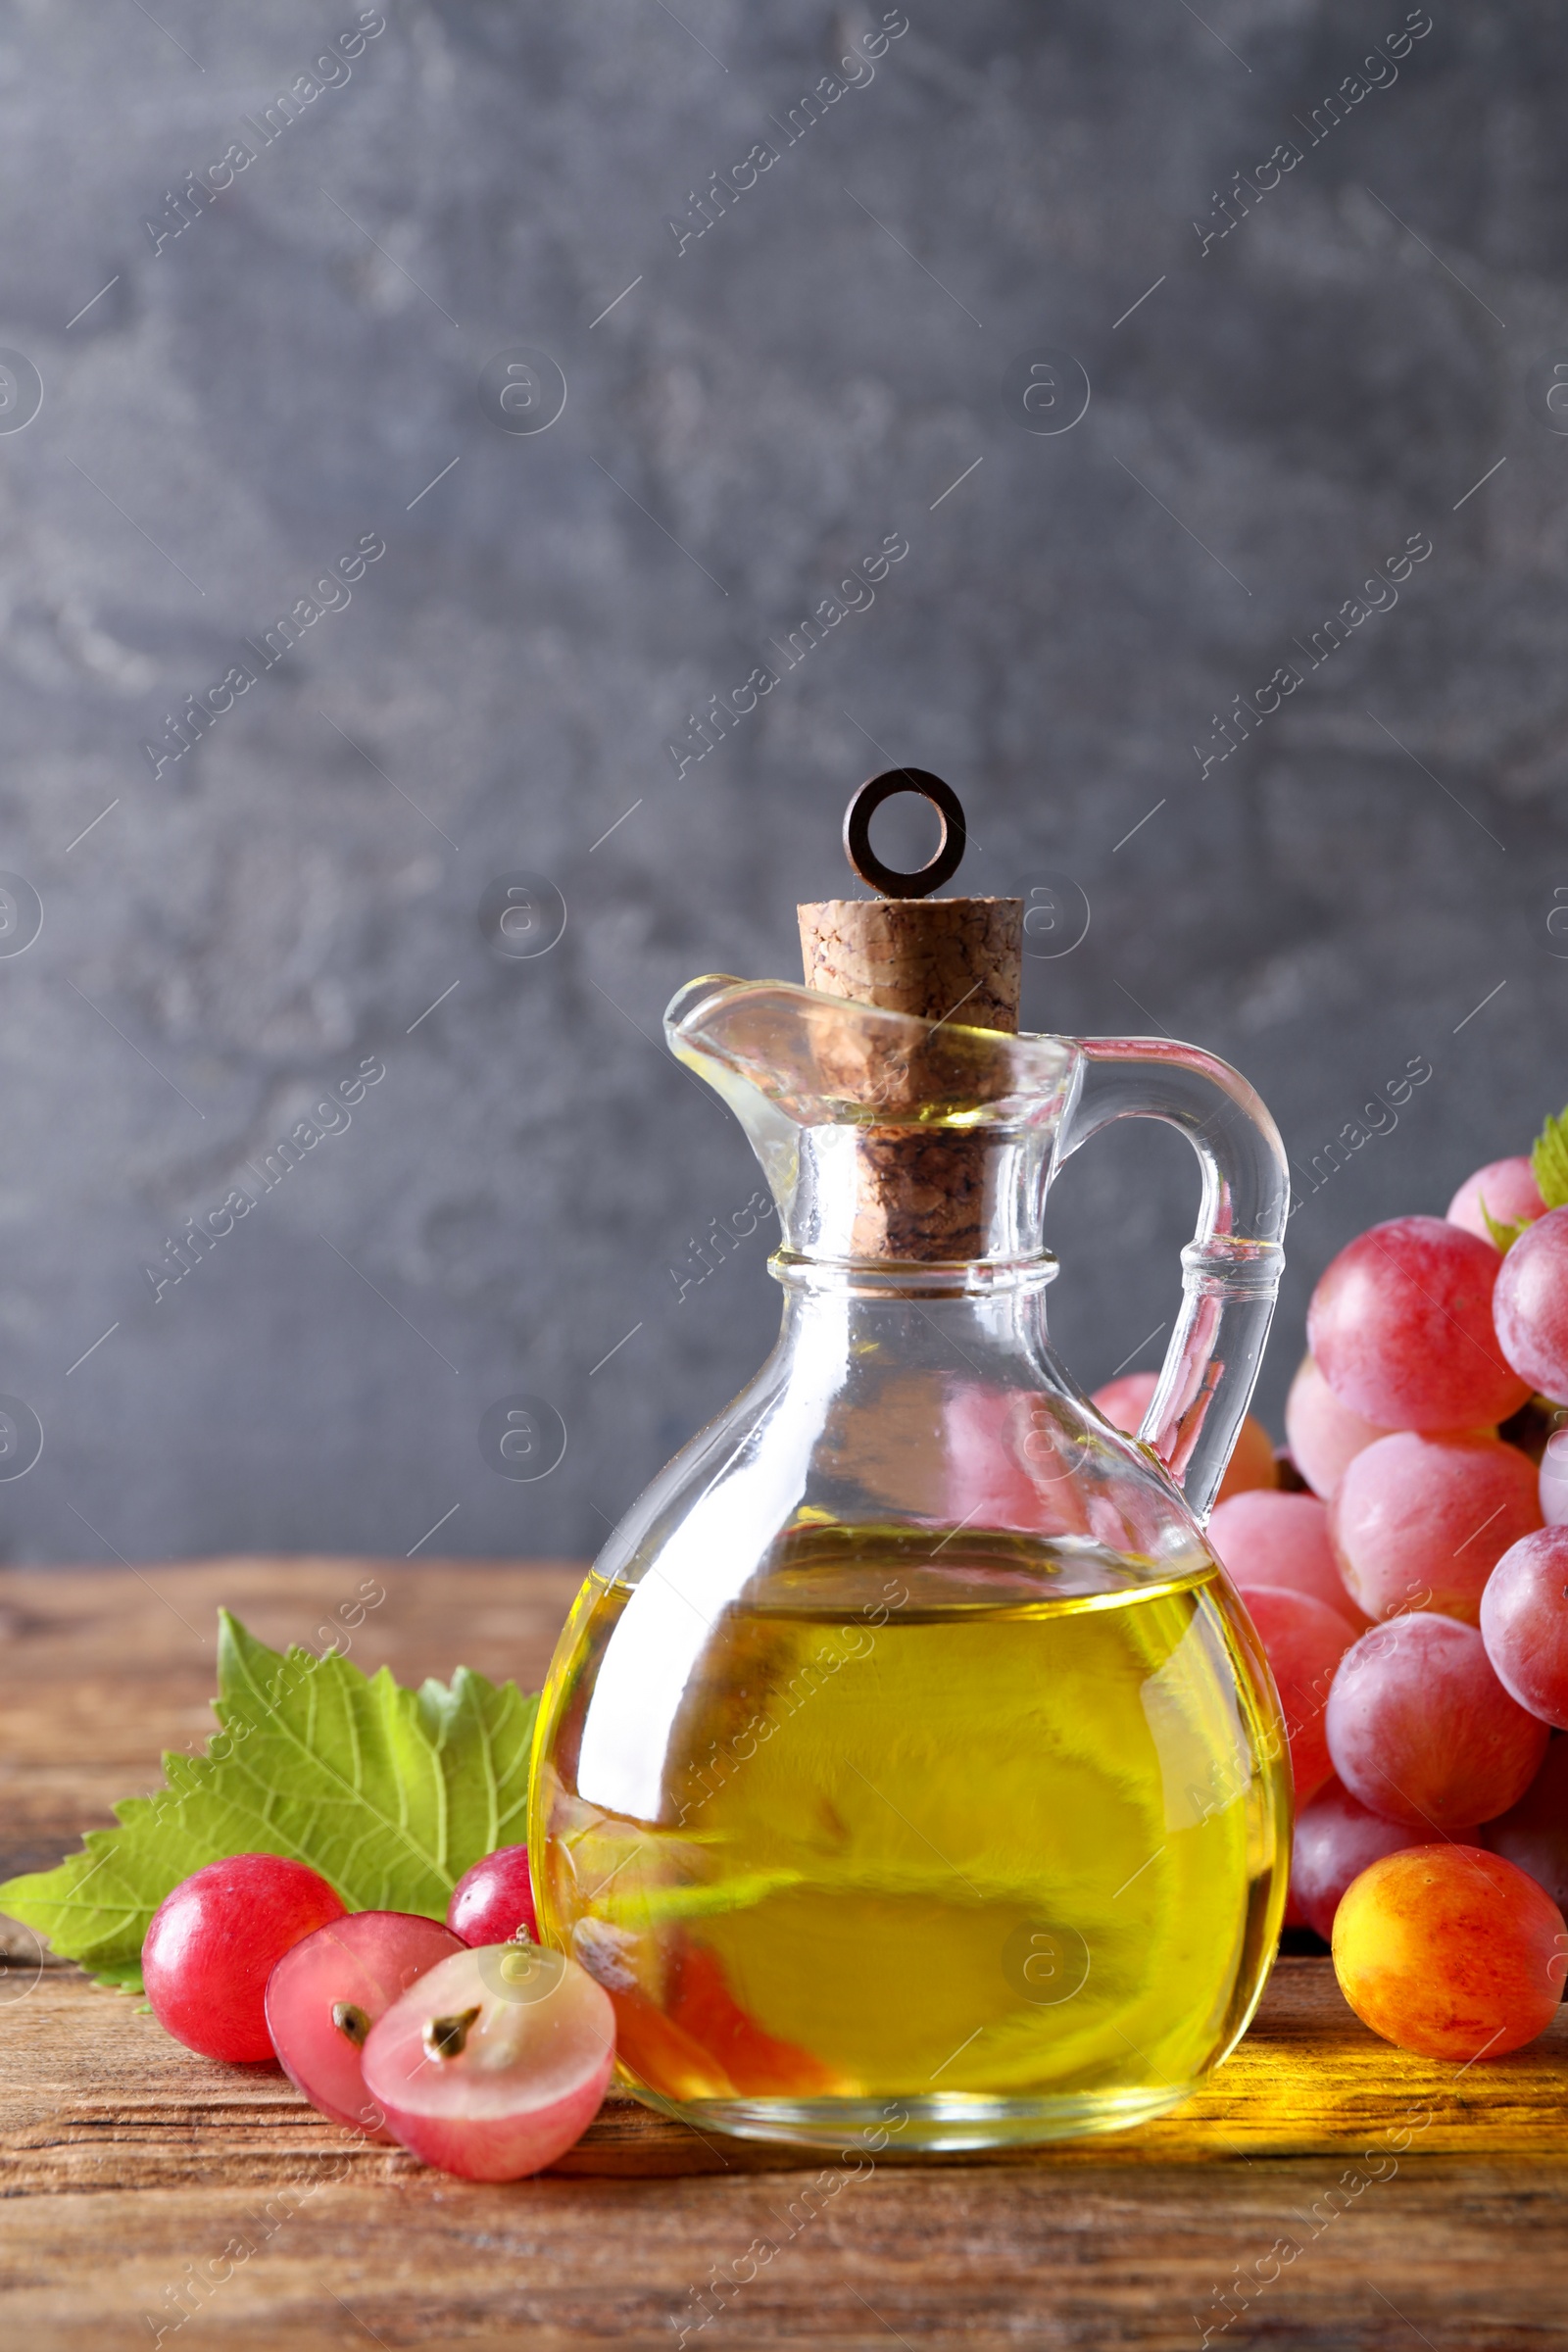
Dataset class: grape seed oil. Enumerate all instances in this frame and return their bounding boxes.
[531,1526,1289,2149]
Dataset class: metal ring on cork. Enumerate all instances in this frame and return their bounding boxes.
[843,769,967,899]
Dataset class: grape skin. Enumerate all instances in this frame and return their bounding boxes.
[1484,1738,1568,1912]
[1325,1611,1549,1832]
[1307,1215,1531,1433]
[266,1911,464,2135]
[1330,1431,1543,1626]
[1479,1527,1568,1728]
[142,1854,345,2064]
[1291,1779,1438,1942]
[1284,1354,1392,1499]
[1333,1844,1565,2061]
[1208,1489,1367,1632]
[1446,1155,1545,1242]
[1239,1585,1357,1805]
[1494,1206,1568,1405]
[447,1843,539,1947]
[1543,1430,1568,1527]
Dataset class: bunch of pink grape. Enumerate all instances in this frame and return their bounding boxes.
[1203,1145,1568,2059]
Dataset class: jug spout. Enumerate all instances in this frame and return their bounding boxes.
[663,973,1079,1272]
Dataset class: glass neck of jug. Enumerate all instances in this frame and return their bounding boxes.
[664,973,1076,1280]
[664,974,1290,1522]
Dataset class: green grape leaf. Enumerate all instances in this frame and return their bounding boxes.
[1482,1200,1527,1254]
[1533,1105,1568,1212]
[0,1611,537,1993]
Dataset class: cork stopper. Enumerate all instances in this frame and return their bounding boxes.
[795,770,1024,1260]
[797,897,1022,1033]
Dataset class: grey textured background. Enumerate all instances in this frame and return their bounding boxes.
[0,0,1563,1565]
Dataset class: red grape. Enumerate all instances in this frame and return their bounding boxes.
[1239,1585,1357,1804]
[1283,1355,1392,1498]
[1092,1371,1276,1499]
[1446,1155,1545,1242]
[447,1845,538,1947]
[1333,1843,1565,2060]
[1494,1205,1568,1404]
[1480,1526,1568,1727]
[1543,1430,1568,1526]
[266,1911,464,2136]
[1325,1612,1549,1831]
[1208,1489,1367,1632]
[1331,1431,1543,1625]
[1291,1778,1438,1941]
[1484,1738,1568,1912]
[362,1942,614,2179]
[143,1855,345,2063]
[1307,1215,1530,1432]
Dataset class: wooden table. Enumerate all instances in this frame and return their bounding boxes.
[2,1561,1565,2350]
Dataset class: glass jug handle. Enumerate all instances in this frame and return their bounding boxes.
[1056,1037,1290,1523]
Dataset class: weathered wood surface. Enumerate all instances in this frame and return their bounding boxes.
[2,1560,1567,2349]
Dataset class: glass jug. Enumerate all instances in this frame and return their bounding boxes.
[530,956,1291,2151]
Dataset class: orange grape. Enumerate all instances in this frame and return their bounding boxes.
[1333,1843,1565,2060]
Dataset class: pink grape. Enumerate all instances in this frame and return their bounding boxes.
[143,1855,345,2063]
[1239,1586,1357,1804]
[1307,1215,1531,1433]
[1480,1526,1568,1727]
[1494,1205,1568,1404]
[1484,1738,1568,1912]
[1208,1490,1367,1632]
[362,1942,614,2180]
[1092,1371,1276,1501]
[447,1844,538,1948]
[1543,1430,1568,1525]
[1291,1778,1439,1941]
[265,1911,464,2137]
[1334,1844,1565,2060]
[1283,1355,1392,1498]
[1091,1371,1158,1432]
[1325,1612,1549,1831]
[1446,1155,1545,1242]
[1331,1431,1543,1626]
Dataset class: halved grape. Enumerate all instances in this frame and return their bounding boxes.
[362,1942,614,2180]
[1333,1844,1564,2060]
[447,1844,538,1948]
[143,1854,345,2063]
[1238,1585,1357,1804]
[1291,1778,1438,1942]
[1330,1431,1543,1625]
[1494,1206,1568,1405]
[1325,1612,1548,1830]
[1484,1738,1568,1911]
[266,1910,464,2136]
[1480,1527,1568,1727]
[1446,1155,1545,1242]
[1208,1489,1367,1632]
[1307,1216,1530,1433]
